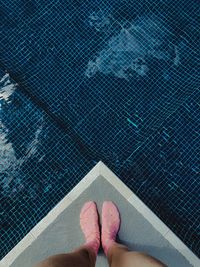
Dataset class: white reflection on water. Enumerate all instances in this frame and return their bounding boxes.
[0,116,22,194]
[88,9,110,32]
[0,73,16,101]
[86,14,181,80]
[0,73,44,196]
[0,74,18,181]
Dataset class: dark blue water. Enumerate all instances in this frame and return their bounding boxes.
[0,0,200,258]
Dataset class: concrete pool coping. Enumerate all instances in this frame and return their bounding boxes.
[1,161,199,267]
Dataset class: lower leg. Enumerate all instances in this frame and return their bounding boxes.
[36,244,96,267]
[37,201,100,267]
[101,202,167,267]
[107,242,167,267]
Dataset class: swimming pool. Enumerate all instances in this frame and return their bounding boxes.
[0,0,199,259]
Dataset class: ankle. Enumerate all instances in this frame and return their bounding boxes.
[102,239,115,256]
[107,243,129,265]
[85,240,99,256]
[84,245,97,266]
[75,245,97,266]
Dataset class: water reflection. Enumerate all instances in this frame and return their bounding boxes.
[85,14,185,80]
[0,73,16,101]
[0,73,43,196]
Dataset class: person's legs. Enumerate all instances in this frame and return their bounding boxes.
[107,242,167,267]
[36,244,96,267]
[101,201,167,267]
[36,201,100,267]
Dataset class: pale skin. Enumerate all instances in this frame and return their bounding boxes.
[36,242,167,267]
[36,201,167,267]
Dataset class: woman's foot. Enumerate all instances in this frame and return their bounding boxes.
[101,201,121,256]
[80,201,100,256]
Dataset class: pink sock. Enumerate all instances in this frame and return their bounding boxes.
[80,201,100,256]
[101,201,120,256]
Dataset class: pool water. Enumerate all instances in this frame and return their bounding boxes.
[0,0,200,259]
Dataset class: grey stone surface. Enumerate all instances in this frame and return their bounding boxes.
[10,176,192,267]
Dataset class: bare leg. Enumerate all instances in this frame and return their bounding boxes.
[36,201,100,267]
[101,202,167,267]
[36,244,96,267]
[107,242,167,267]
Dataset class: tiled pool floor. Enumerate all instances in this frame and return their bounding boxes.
[0,0,200,259]
[2,162,199,267]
